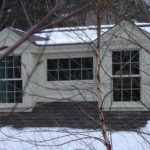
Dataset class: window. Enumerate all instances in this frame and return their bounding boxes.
[47,57,93,81]
[0,56,22,103]
[112,50,140,101]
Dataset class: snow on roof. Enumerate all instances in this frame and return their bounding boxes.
[8,22,150,46]
[34,22,150,46]
[35,26,111,45]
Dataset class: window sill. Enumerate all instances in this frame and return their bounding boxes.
[104,101,148,111]
[0,103,32,112]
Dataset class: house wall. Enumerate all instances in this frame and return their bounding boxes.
[0,22,150,112]
[21,22,150,111]
[28,44,97,105]
[100,21,150,111]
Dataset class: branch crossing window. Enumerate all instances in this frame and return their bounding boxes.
[47,57,93,81]
[0,56,22,103]
[112,50,140,101]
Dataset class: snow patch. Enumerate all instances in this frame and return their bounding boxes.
[0,121,150,150]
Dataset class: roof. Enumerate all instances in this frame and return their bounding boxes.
[35,25,113,45]
[9,21,150,46]
[9,27,47,43]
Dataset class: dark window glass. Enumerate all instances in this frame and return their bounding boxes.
[59,70,69,80]
[121,51,130,63]
[82,69,93,80]
[7,81,15,91]
[14,56,21,67]
[47,59,57,70]
[123,77,131,89]
[82,58,93,68]
[47,57,93,81]
[131,51,139,62]
[71,58,81,69]
[0,61,5,67]
[14,68,21,78]
[15,92,22,103]
[123,90,131,101]
[112,64,121,75]
[47,71,58,81]
[0,92,6,103]
[113,78,121,89]
[0,56,22,103]
[112,51,121,63]
[122,51,130,62]
[132,90,140,101]
[113,90,121,101]
[0,68,5,78]
[131,63,139,74]
[112,50,140,102]
[122,63,130,75]
[6,68,13,78]
[59,59,69,69]
[6,56,13,67]
[132,77,140,89]
[7,92,14,103]
[15,80,22,91]
[0,81,6,91]
[71,70,81,80]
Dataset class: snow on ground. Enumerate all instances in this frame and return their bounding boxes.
[0,121,150,150]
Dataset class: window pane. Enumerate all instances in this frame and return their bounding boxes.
[131,51,139,62]
[7,92,14,103]
[7,81,15,91]
[0,56,22,103]
[15,92,22,103]
[113,90,121,101]
[131,63,139,74]
[0,92,6,103]
[59,70,69,80]
[112,51,121,63]
[0,61,5,67]
[15,80,22,91]
[82,69,93,80]
[47,71,58,81]
[71,70,81,80]
[14,67,21,78]
[0,81,6,91]
[132,90,140,101]
[6,68,13,78]
[122,51,130,62]
[113,78,121,89]
[122,63,130,75]
[123,90,131,101]
[112,64,121,75]
[123,77,131,89]
[14,56,21,67]
[112,50,140,102]
[71,58,81,69]
[47,59,57,70]
[132,77,140,88]
[59,59,69,69]
[0,68,5,78]
[82,58,93,68]
[6,56,13,67]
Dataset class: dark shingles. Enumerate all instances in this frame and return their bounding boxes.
[0,102,149,131]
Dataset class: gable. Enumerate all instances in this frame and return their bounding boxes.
[0,28,36,52]
[98,20,150,50]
